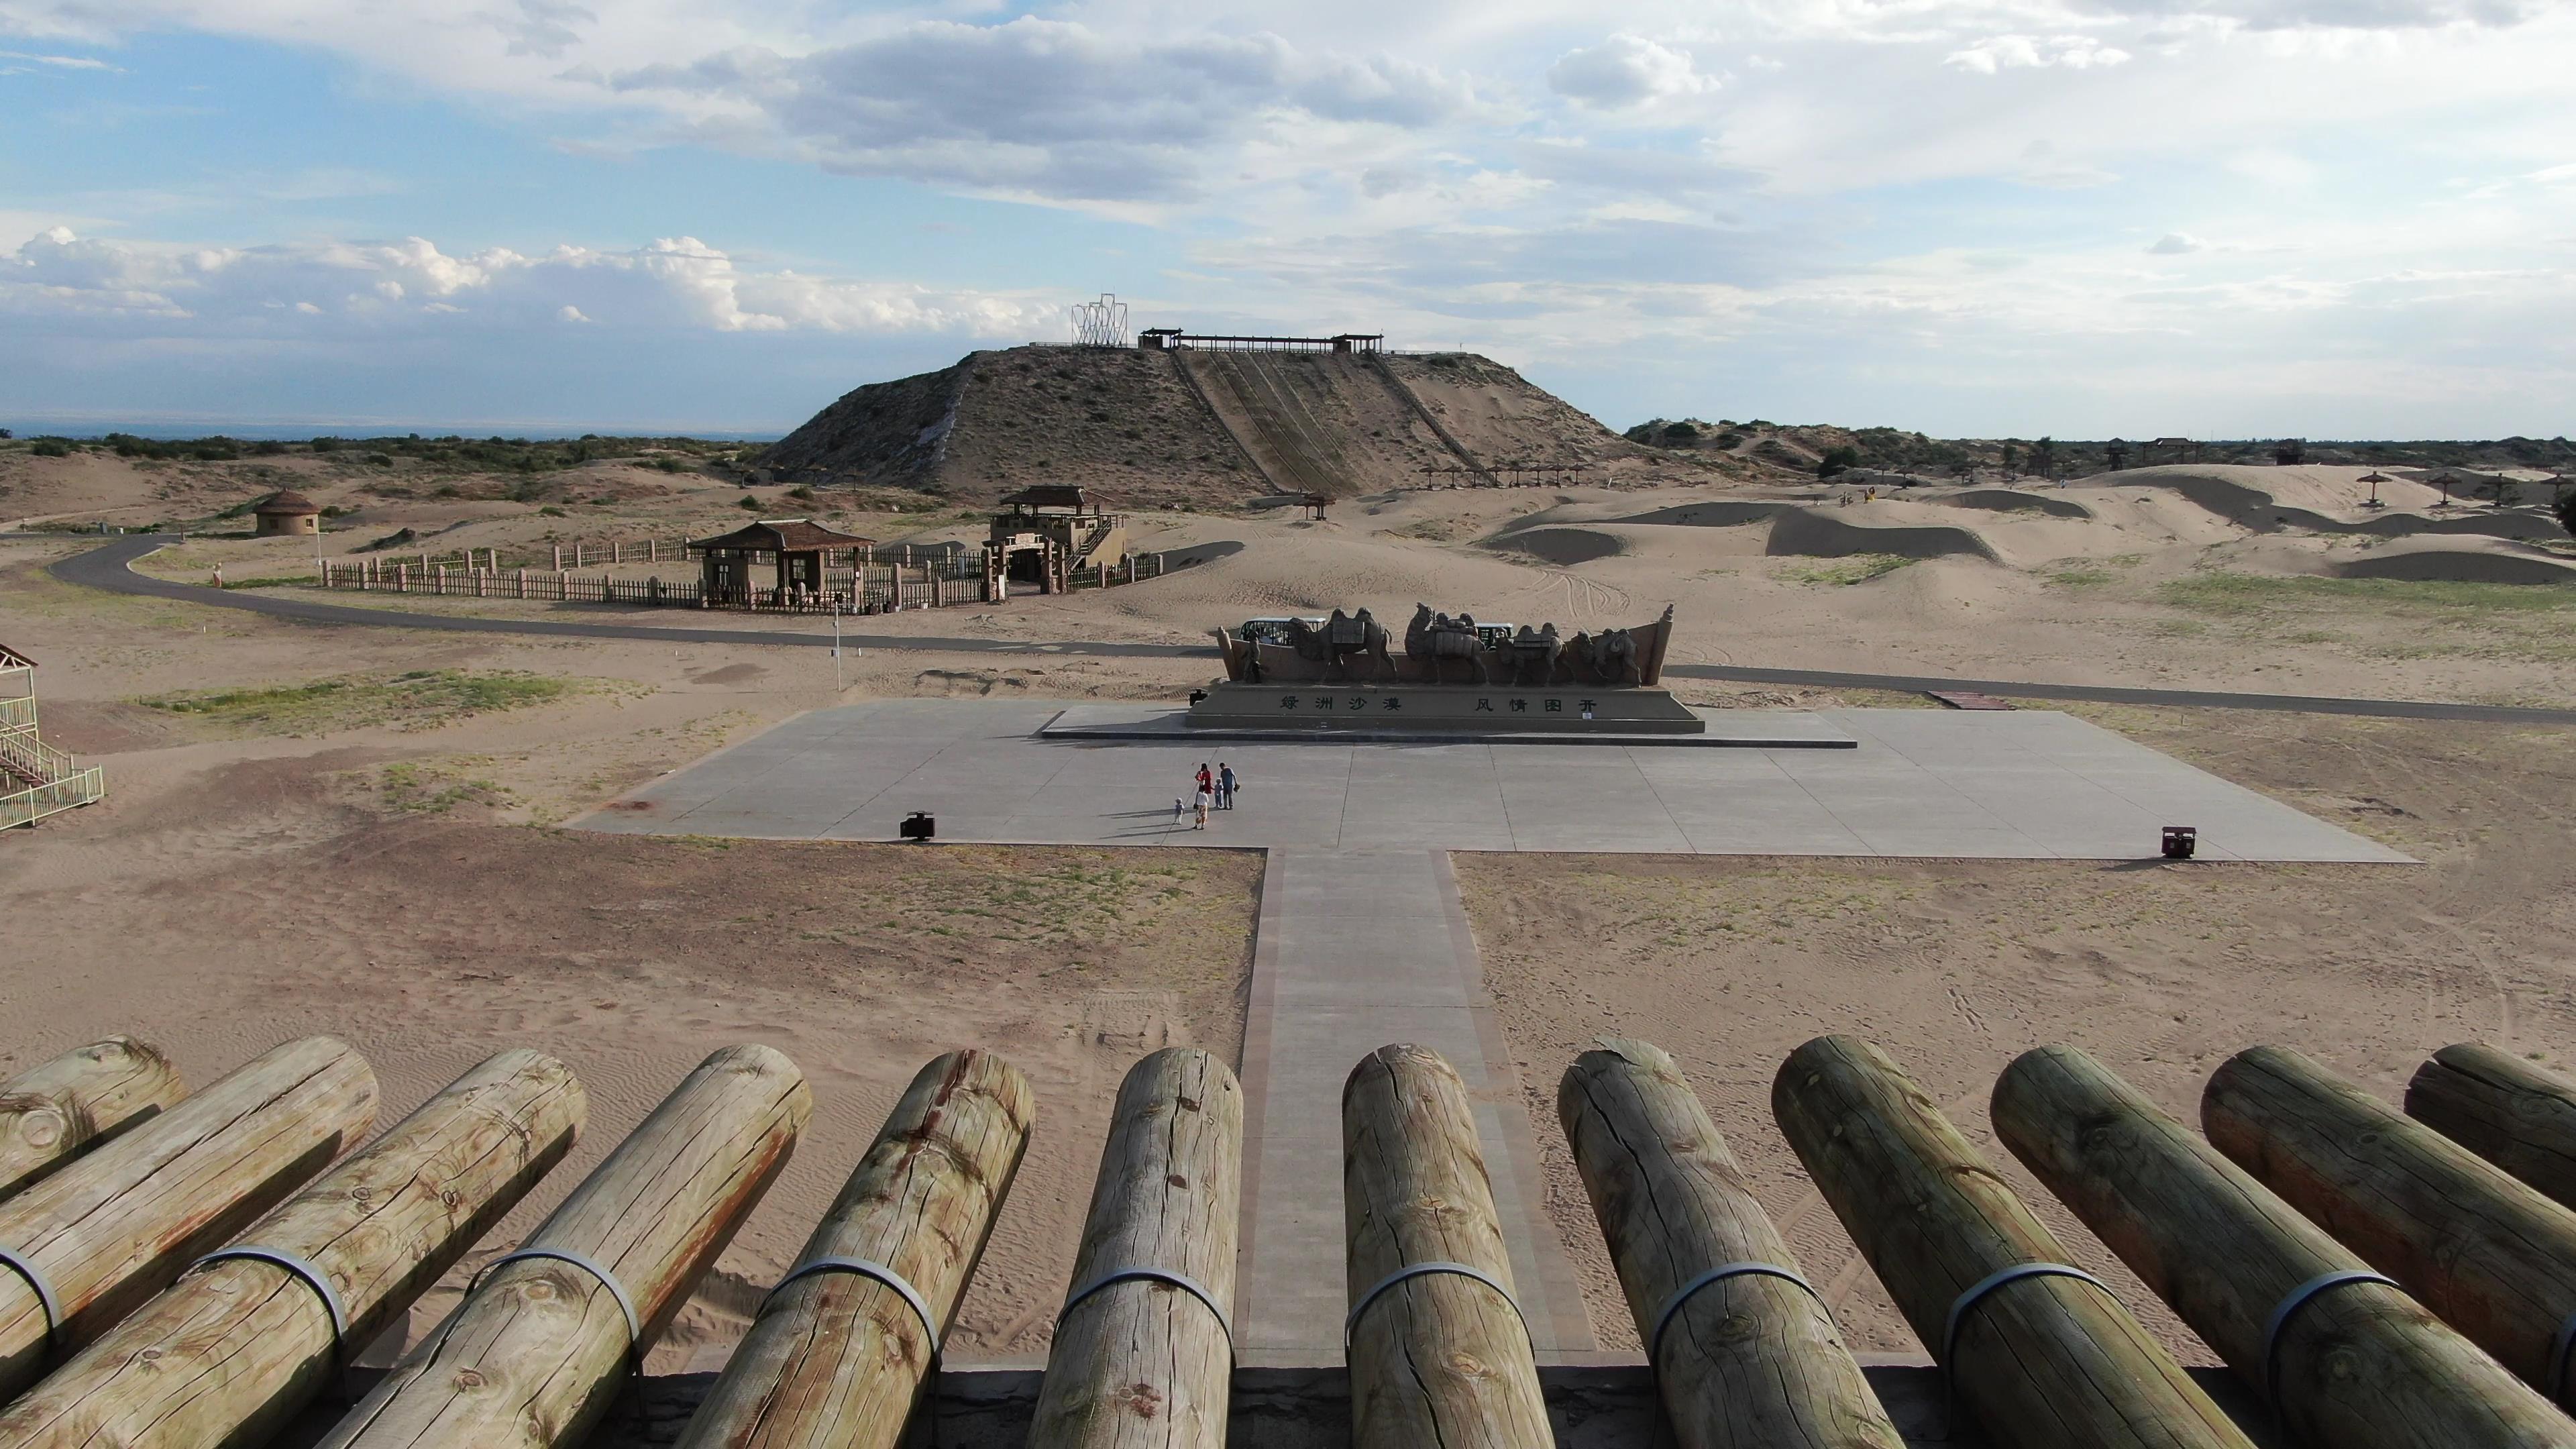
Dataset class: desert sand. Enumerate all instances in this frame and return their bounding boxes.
[7,432,2576,1375]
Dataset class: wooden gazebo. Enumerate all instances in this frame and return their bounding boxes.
[686,519,874,604]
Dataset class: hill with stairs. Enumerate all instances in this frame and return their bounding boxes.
[758,345,1660,505]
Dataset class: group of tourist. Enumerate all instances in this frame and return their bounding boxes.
[1175,761,1240,830]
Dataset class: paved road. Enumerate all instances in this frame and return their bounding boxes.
[52,536,2576,725]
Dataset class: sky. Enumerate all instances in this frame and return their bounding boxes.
[2,0,2572,439]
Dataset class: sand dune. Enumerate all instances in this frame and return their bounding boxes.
[1936,488,2095,520]
[1764,507,2004,564]
[2336,542,2576,584]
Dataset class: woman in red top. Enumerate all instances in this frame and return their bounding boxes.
[1197,763,1214,796]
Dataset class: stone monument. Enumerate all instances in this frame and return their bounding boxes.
[1192,604,1701,733]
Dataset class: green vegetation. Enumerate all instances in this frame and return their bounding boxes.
[380,760,514,813]
[2046,567,2116,589]
[1816,444,1861,479]
[2159,572,2576,617]
[1778,554,1914,586]
[139,669,576,735]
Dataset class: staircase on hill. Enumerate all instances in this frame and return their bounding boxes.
[0,643,105,830]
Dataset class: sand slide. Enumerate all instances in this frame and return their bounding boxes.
[1764,506,2004,564]
[2335,541,2576,584]
[1177,352,1448,497]
[1935,488,2095,520]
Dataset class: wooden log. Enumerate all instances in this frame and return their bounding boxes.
[319,1043,810,1449]
[1771,1035,2250,1449]
[2206,1044,2576,1405]
[1342,1043,1549,1449]
[0,1035,376,1401]
[1028,1046,1242,1449]
[0,1049,584,1449]
[1559,1040,1901,1449]
[2405,1043,2576,1210]
[676,1049,1033,1449]
[1996,1044,2574,1447]
[0,1038,185,1202]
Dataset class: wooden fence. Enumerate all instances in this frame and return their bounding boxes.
[313,547,1169,614]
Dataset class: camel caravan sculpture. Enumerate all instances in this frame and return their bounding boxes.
[1217,604,1674,690]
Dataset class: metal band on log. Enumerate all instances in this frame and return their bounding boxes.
[1029,1046,1242,1449]
[1770,1035,2251,1449]
[678,1049,1034,1449]
[1558,1038,1900,1449]
[0,1049,584,1449]
[320,1043,811,1449]
[0,1038,185,1202]
[1996,1044,2576,1446]
[2405,1044,2576,1210]
[2206,1044,2576,1405]
[1342,1043,1550,1449]
[0,1035,378,1400]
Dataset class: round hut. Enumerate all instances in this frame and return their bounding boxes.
[252,489,322,537]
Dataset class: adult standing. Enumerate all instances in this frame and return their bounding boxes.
[1218,761,1238,810]
[1193,784,1212,830]
[1196,762,1214,800]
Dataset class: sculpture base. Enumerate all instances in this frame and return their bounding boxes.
[1185,682,1705,734]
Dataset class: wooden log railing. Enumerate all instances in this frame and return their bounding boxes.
[2405,1043,2576,1210]
[1029,1046,1242,1449]
[1560,1039,1900,1449]
[1996,1044,2573,1448]
[0,1036,376,1401]
[319,1044,811,1449]
[2206,1044,2576,1407]
[1342,1044,1550,1449]
[0,1049,584,1449]
[678,1049,1033,1449]
[0,1037,184,1202]
[1772,1035,2252,1449]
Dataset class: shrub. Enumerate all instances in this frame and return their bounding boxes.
[2555,491,2576,537]
[653,456,684,473]
[787,484,814,501]
[252,440,288,457]
[1817,445,1862,478]
[538,506,567,517]
[30,439,70,458]
[738,494,762,511]
[1660,421,1699,443]
[363,452,394,466]
[310,436,343,453]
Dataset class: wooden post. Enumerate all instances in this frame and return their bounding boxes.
[612,541,622,564]
[1343,1044,1548,1449]
[1996,1044,2573,1446]
[1560,1040,1900,1449]
[1028,1047,1242,1449]
[1772,1036,2249,1449]
[0,1037,184,1203]
[2206,1044,2576,1403]
[0,1036,377,1400]
[319,1044,810,1449]
[574,543,585,568]
[678,1051,1030,1449]
[2406,1043,2576,1208]
[515,568,527,599]
[552,545,563,570]
[0,1050,583,1449]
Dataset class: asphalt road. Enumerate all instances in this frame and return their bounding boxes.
[50,536,2576,725]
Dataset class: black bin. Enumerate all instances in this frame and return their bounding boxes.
[900,811,936,842]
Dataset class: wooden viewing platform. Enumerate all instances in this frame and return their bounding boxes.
[0,1026,2563,1446]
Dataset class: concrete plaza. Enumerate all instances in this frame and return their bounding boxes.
[578,698,2410,863]
[574,698,2406,1361]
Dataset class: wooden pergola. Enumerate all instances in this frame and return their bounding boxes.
[686,519,875,602]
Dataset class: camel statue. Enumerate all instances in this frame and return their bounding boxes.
[1405,603,1490,685]
[1507,623,1560,688]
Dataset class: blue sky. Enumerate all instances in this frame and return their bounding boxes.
[3,1,2571,438]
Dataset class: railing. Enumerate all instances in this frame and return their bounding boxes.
[0,728,76,788]
[314,544,1163,611]
[0,696,34,731]
[0,766,104,830]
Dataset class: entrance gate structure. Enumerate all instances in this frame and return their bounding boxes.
[985,486,1128,598]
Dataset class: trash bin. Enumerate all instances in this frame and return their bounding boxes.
[900,811,936,842]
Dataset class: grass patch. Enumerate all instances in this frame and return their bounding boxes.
[380,760,515,813]
[2045,567,2116,589]
[140,669,576,736]
[1777,554,1913,586]
[2159,572,2576,618]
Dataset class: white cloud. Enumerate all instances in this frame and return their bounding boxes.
[2149,231,2204,253]
[609,19,1485,202]
[0,228,1057,338]
[1945,34,2135,73]
[1546,34,1717,109]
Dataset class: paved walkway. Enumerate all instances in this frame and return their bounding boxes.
[54,537,2576,725]
[1238,850,1593,1356]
